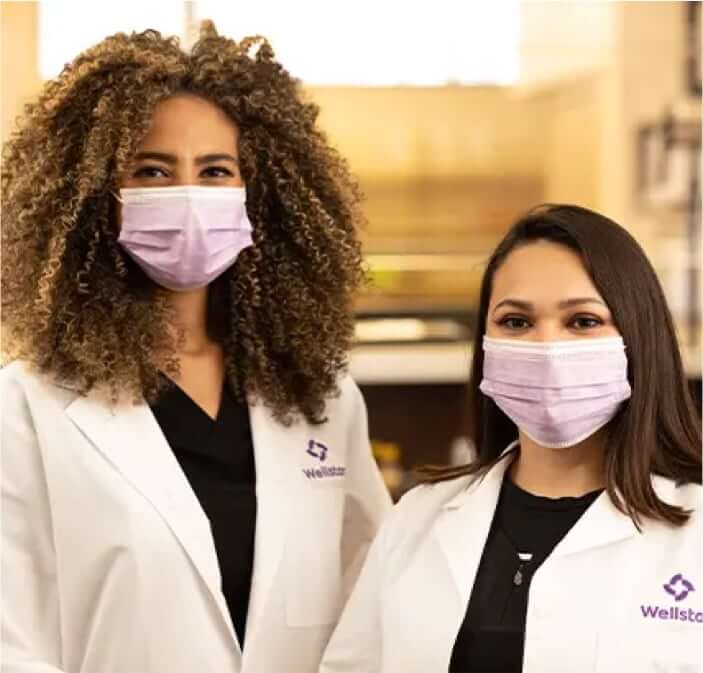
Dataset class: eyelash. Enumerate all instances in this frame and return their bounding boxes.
[497,314,605,331]
[201,166,234,178]
[132,166,168,178]
[132,165,235,178]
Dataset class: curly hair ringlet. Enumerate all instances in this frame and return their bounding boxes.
[1,21,366,425]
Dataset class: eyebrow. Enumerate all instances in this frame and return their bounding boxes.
[133,151,239,165]
[492,297,607,314]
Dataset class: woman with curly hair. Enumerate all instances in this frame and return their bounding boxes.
[1,22,390,673]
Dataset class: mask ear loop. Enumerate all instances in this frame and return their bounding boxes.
[111,191,124,204]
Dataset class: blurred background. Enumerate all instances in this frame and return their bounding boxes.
[2,0,701,498]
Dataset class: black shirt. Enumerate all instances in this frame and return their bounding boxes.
[449,475,602,673]
[149,377,257,646]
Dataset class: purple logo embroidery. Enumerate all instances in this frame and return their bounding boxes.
[640,574,702,624]
[302,439,345,480]
[306,440,328,462]
[664,574,696,602]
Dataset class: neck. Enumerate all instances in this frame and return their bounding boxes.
[165,286,214,354]
[509,430,607,498]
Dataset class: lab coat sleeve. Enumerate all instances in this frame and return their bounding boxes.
[340,377,392,599]
[321,497,388,673]
[322,485,424,673]
[1,370,65,672]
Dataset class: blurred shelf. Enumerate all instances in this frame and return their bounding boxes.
[365,253,488,271]
[354,316,470,343]
[355,295,478,315]
[349,342,471,385]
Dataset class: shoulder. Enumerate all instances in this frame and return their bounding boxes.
[395,476,475,518]
[323,372,366,424]
[652,475,702,513]
[377,476,476,550]
[675,481,702,510]
[0,359,78,413]
[646,477,703,546]
[333,372,364,406]
[670,481,703,529]
[0,359,31,383]
[0,360,37,402]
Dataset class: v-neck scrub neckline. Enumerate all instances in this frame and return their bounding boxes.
[149,376,257,646]
[449,476,602,673]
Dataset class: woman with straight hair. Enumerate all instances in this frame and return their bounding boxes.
[320,204,702,673]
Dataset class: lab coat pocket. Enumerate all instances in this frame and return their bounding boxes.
[286,488,345,627]
[596,626,701,673]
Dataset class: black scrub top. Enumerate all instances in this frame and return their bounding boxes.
[149,377,257,647]
[449,475,602,673]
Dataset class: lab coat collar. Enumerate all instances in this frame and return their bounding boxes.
[435,442,517,605]
[552,475,676,557]
[442,439,519,511]
[434,440,667,600]
[550,489,638,556]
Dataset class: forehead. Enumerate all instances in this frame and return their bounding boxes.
[137,93,239,152]
[491,240,604,304]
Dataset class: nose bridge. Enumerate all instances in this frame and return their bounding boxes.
[170,153,198,186]
[531,316,563,342]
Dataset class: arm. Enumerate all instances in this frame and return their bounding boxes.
[321,503,387,673]
[2,369,66,673]
[339,378,392,599]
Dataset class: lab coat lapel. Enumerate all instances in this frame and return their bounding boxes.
[434,448,515,605]
[551,478,675,557]
[243,398,303,643]
[65,392,239,645]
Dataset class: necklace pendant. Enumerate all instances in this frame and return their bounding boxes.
[513,569,523,586]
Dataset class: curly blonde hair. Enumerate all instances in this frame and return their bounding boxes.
[1,21,364,423]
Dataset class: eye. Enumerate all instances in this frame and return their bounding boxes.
[133,165,169,178]
[200,166,235,178]
[498,315,532,330]
[569,315,604,330]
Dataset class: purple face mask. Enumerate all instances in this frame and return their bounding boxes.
[117,185,254,291]
[479,336,632,449]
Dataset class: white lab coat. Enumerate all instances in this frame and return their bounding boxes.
[1,360,391,673]
[321,443,703,673]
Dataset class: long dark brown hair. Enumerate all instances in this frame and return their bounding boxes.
[1,22,364,424]
[420,204,701,526]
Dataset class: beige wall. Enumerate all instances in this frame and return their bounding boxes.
[0,2,697,367]
[519,0,614,90]
[309,86,545,181]
[1,1,40,145]
[0,2,692,253]
[521,75,601,210]
[1,3,683,222]
[598,1,689,253]
[308,86,548,254]
[517,1,691,251]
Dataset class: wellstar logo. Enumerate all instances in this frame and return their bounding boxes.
[664,573,696,601]
[640,605,703,623]
[306,440,329,462]
[302,465,346,480]
[303,439,344,480]
[640,574,700,624]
